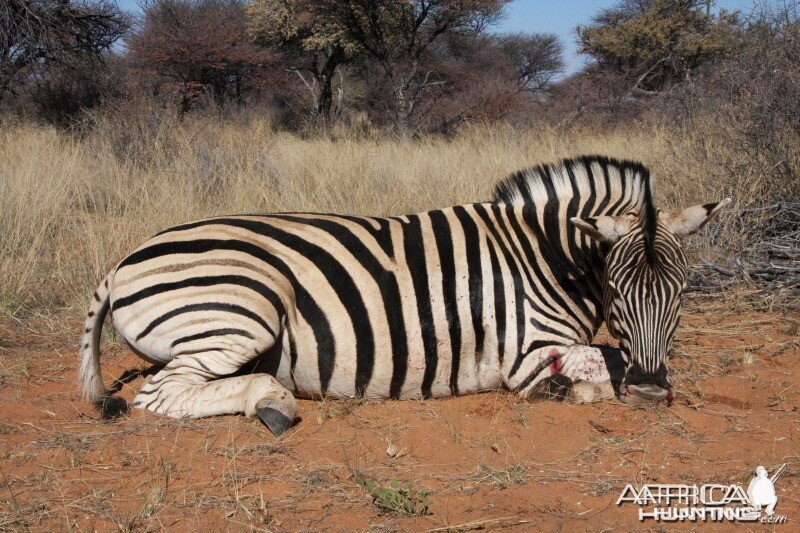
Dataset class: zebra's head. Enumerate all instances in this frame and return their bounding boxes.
[572,198,731,403]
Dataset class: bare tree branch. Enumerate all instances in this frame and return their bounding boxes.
[0,0,127,104]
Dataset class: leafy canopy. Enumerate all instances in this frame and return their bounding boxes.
[577,0,739,89]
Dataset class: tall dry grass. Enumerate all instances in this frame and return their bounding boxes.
[0,113,793,322]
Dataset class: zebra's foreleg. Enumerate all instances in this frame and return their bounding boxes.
[508,345,612,401]
[133,349,297,435]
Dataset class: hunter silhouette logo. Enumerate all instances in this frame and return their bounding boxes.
[747,464,785,517]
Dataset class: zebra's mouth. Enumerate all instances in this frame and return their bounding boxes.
[620,383,674,405]
[627,383,669,401]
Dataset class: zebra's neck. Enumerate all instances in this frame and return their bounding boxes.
[510,204,606,343]
[491,155,651,344]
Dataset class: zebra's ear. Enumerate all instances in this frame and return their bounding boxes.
[660,198,731,238]
[570,214,636,244]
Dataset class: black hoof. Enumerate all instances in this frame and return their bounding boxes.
[256,406,293,436]
[97,396,128,420]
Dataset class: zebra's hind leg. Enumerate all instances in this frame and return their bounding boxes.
[508,345,613,402]
[132,348,297,436]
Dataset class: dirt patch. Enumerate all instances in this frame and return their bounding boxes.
[1,310,798,531]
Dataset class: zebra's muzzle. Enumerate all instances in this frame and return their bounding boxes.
[619,362,673,404]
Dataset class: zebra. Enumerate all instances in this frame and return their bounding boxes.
[79,155,729,435]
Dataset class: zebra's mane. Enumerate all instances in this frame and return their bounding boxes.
[493,155,658,262]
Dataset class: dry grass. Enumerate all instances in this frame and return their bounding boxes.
[0,114,794,321]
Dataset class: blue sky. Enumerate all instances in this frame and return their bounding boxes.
[114,0,759,74]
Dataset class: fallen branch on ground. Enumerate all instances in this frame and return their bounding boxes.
[687,202,800,309]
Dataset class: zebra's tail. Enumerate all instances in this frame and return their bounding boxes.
[78,270,127,419]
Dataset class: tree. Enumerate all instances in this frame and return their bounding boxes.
[497,33,563,95]
[129,0,274,111]
[576,0,739,93]
[319,0,510,134]
[0,0,127,105]
[420,31,563,130]
[247,0,359,126]
[30,53,127,127]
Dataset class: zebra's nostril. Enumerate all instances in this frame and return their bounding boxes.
[623,361,670,389]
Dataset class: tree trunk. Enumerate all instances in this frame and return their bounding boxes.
[393,79,411,137]
[235,74,242,107]
[0,60,18,106]
[316,47,345,129]
[317,70,334,127]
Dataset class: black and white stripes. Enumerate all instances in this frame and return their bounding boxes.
[79,155,729,427]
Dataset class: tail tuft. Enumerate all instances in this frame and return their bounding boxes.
[79,271,126,416]
[96,396,129,420]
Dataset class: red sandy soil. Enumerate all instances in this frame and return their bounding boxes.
[0,309,798,532]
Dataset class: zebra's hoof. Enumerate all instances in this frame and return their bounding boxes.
[256,406,293,436]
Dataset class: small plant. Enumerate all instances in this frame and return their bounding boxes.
[513,404,529,428]
[774,340,799,354]
[739,351,756,366]
[476,462,527,485]
[717,353,738,375]
[449,421,462,444]
[768,391,788,406]
[353,471,429,516]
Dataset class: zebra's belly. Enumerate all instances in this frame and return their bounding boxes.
[287,362,505,400]
[285,320,505,400]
